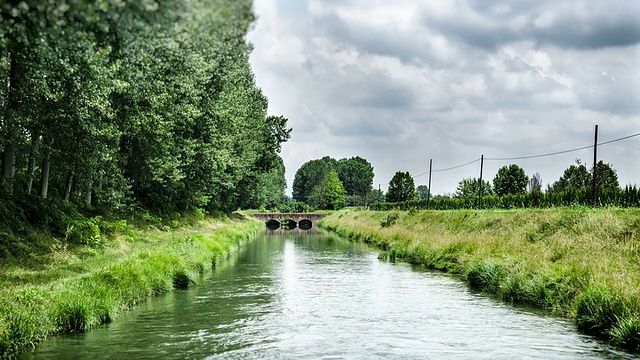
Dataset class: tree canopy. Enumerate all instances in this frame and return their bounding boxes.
[493,164,528,196]
[292,156,337,204]
[416,185,430,200]
[548,160,618,195]
[336,156,374,205]
[311,170,346,210]
[454,178,494,198]
[549,162,591,193]
[386,171,416,203]
[292,155,374,208]
[0,0,290,213]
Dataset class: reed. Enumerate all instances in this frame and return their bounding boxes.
[321,208,640,353]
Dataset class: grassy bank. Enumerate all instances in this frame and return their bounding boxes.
[0,214,262,358]
[320,208,640,352]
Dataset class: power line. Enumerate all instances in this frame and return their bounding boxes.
[485,131,640,161]
[414,158,481,178]
[408,130,639,180]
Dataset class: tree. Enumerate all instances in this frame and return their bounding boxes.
[311,170,346,210]
[549,160,619,196]
[454,178,494,198]
[292,156,337,204]
[549,161,591,193]
[336,156,374,206]
[529,173,542,193]
[0,0,291,214]
[592,161,619,193]
[240,156,287,210]
[386,171,416,202]
[369,189,385,205]
[493,164,528,196]
[416,185,430,200]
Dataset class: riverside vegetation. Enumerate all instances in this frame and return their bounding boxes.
[320,208,640,353]
[0,211,262,358]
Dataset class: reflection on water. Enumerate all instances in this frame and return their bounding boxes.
[23,232,635,360]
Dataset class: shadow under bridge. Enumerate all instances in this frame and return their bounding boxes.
[252,213,327,230]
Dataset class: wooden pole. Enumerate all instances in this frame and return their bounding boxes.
[427,159,432,209]
[478,155,484,208]
[591,125,599,206]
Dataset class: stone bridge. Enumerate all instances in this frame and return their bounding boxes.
[252,213,328,230]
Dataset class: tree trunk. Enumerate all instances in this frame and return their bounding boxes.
[85,181,92,207]
[64,173,74,201]
[2,143,15,194]
[3,51,25,194]
[40,138,52,199]
[26,131,39,195]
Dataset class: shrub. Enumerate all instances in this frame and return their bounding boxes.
[380,212,399,228]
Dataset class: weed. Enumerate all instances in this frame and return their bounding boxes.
[610,316,640,352]
[380,212,399,228]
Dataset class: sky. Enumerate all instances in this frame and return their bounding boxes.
[247,0,640,196]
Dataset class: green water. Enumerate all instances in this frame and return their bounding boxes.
[23,231,635,359]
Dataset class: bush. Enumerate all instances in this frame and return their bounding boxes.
[370,186,640,211]
[64,216,102,247]
[380,213,399,228]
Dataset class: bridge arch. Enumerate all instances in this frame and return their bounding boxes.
[298,219,312,230]
[252,213,327,231]
[266,219,280,230]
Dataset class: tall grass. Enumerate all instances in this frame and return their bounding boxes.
[0,219,262,358]
[321,208,640,353]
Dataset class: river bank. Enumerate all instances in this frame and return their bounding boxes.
[0,214,262,358]
[320,208,640,352]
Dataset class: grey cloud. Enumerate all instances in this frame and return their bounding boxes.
[421,1,640,50]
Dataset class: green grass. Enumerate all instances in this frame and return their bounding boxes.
[320,208,640,353]
[0,215,262,358]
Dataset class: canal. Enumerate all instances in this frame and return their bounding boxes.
[23,231,634,359]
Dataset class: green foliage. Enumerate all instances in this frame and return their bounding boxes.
[548,160,619,197]
[278,201,311,213]
[312,170,346,210]
[416,185,430,200]
[64,216,102,248]
[592,161,620,193]
[368,189,385,205]
[493,164,528,196]
[549,162,591,193]
[0,220,262,357]
[380,212,399,228]
[0,0,290,215]
[292,157,337,203]
[610,316,640,352]
[336,156,374,205]
[454,178,494,198]
[371,185,640,211]
[386,171,416,203]
[575,285,632,336]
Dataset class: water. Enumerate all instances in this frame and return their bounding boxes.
[23,231,635,359]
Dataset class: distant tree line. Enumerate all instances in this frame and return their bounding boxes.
[0,0,290,214]
[373,160,639,210]
[292,156,374,210]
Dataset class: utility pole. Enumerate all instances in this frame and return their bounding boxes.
[378,183,381,203]
[478,155,484,209]
[427,159,433,209]
[591,125,599,206]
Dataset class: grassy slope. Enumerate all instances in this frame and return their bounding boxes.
[320,208,640,352]
[0,214,262,358]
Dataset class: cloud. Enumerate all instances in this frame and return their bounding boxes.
[248,0,640,195]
